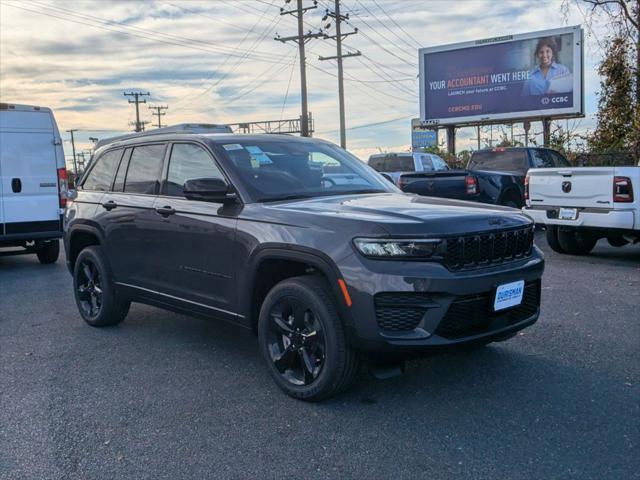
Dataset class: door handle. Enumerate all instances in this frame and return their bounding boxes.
[11,178,21,193]
[101,200,118,211]
[155,206,176,217]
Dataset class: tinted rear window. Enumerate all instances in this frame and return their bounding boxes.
[82,149,123,191]
[368,155,415,172]
[468,150,528,171]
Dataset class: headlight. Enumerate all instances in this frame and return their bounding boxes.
[353,238,443,259]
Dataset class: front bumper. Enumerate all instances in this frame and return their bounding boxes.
[339,247,545,355]
[523,206,636,230]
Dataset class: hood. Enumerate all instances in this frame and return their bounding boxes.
[261,193,532,236]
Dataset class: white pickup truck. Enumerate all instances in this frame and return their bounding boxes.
[523,163,640,255]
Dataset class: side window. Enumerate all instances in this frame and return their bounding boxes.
[82,149,123,191]
[430,155,449,171]
[166,143,224,197]
[124,144,166,195]
[550,150,570,167]
[112,148,131,192]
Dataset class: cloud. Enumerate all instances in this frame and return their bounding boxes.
[0,0,608,154]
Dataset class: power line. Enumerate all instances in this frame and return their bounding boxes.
[2,1,291,65]
[281,51,299,120]
[170,0,283,111]
[275,0,325,137]
[341,0,417,66]
[371,0,422,49]
[27,0,287,63]
[317,114,413,135]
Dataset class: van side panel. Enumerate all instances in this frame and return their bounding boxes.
[0,110,61,235]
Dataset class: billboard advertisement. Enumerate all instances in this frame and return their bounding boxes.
[411,119,438,150]
[419,26,583,125]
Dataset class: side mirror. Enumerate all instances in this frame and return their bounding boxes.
[183,178,237,203]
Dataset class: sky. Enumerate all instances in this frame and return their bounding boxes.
[0,0,613,169]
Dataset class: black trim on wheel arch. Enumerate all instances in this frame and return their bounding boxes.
[66,223,107,272]
[244,245,356,331]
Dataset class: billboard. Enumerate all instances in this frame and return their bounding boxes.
[419,26,583,126]
[411,119,438,150]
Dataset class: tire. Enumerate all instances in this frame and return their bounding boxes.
[607,236,629,247]
[258,275,359,401]
[73,245,130,327]
[36,240,60,264]
[557,228,597,255]
[545,226,566,254]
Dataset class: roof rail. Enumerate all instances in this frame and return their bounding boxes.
[95,123,233,149]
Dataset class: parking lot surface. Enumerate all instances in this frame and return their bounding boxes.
[1,234,639,480]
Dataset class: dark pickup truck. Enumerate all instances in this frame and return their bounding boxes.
[368,148,571,208]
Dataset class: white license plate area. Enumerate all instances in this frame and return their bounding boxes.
[559,208,578,220]
[494,280,525,311]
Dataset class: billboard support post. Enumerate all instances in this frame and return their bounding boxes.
[523,121,531,147]
[542,118,551,147]
[446,126,456,155]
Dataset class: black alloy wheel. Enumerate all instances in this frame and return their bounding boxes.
[73,246,129,327]
[76,258,103,319]
[266,296,326,386]
[258,275,360,401]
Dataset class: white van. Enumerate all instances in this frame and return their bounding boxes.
[0,103,67,263]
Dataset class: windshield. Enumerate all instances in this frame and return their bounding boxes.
[218,139,398,202]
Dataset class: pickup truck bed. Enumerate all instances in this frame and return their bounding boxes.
[401,169,525,207]
[523,165,640,254]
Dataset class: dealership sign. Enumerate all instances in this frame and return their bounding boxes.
[419,26,584,125]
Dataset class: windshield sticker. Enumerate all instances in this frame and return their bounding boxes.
[222,144,244,151]
[246,145,273,165]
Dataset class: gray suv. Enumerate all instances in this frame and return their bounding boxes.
[64,132,544,401]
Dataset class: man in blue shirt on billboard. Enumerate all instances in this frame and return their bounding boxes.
[522,37,571,96]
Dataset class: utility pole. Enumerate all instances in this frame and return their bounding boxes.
[123,91,150,132]
[66,129,78,175]
[275,0,323,137]
[129,120,150,132]
[318,0,361,148]
[149,105,168,129]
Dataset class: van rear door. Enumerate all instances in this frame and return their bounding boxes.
[527,167,615,208]
[0,108,60,235]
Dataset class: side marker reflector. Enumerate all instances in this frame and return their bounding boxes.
[337,279,352,307]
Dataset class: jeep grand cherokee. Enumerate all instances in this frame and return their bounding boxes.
[64,133,544,401]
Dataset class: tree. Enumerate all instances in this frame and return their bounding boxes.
[588,35,636,152]
[581,0,640,158]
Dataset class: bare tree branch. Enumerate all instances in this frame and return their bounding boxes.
[583,0,639,30]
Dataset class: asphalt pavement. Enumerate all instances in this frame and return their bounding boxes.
[1,234,639,480]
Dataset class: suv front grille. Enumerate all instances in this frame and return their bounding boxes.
[444,226,534,271]
[434,280,541,339]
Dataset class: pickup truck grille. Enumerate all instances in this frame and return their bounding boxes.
[444,226,534,270]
